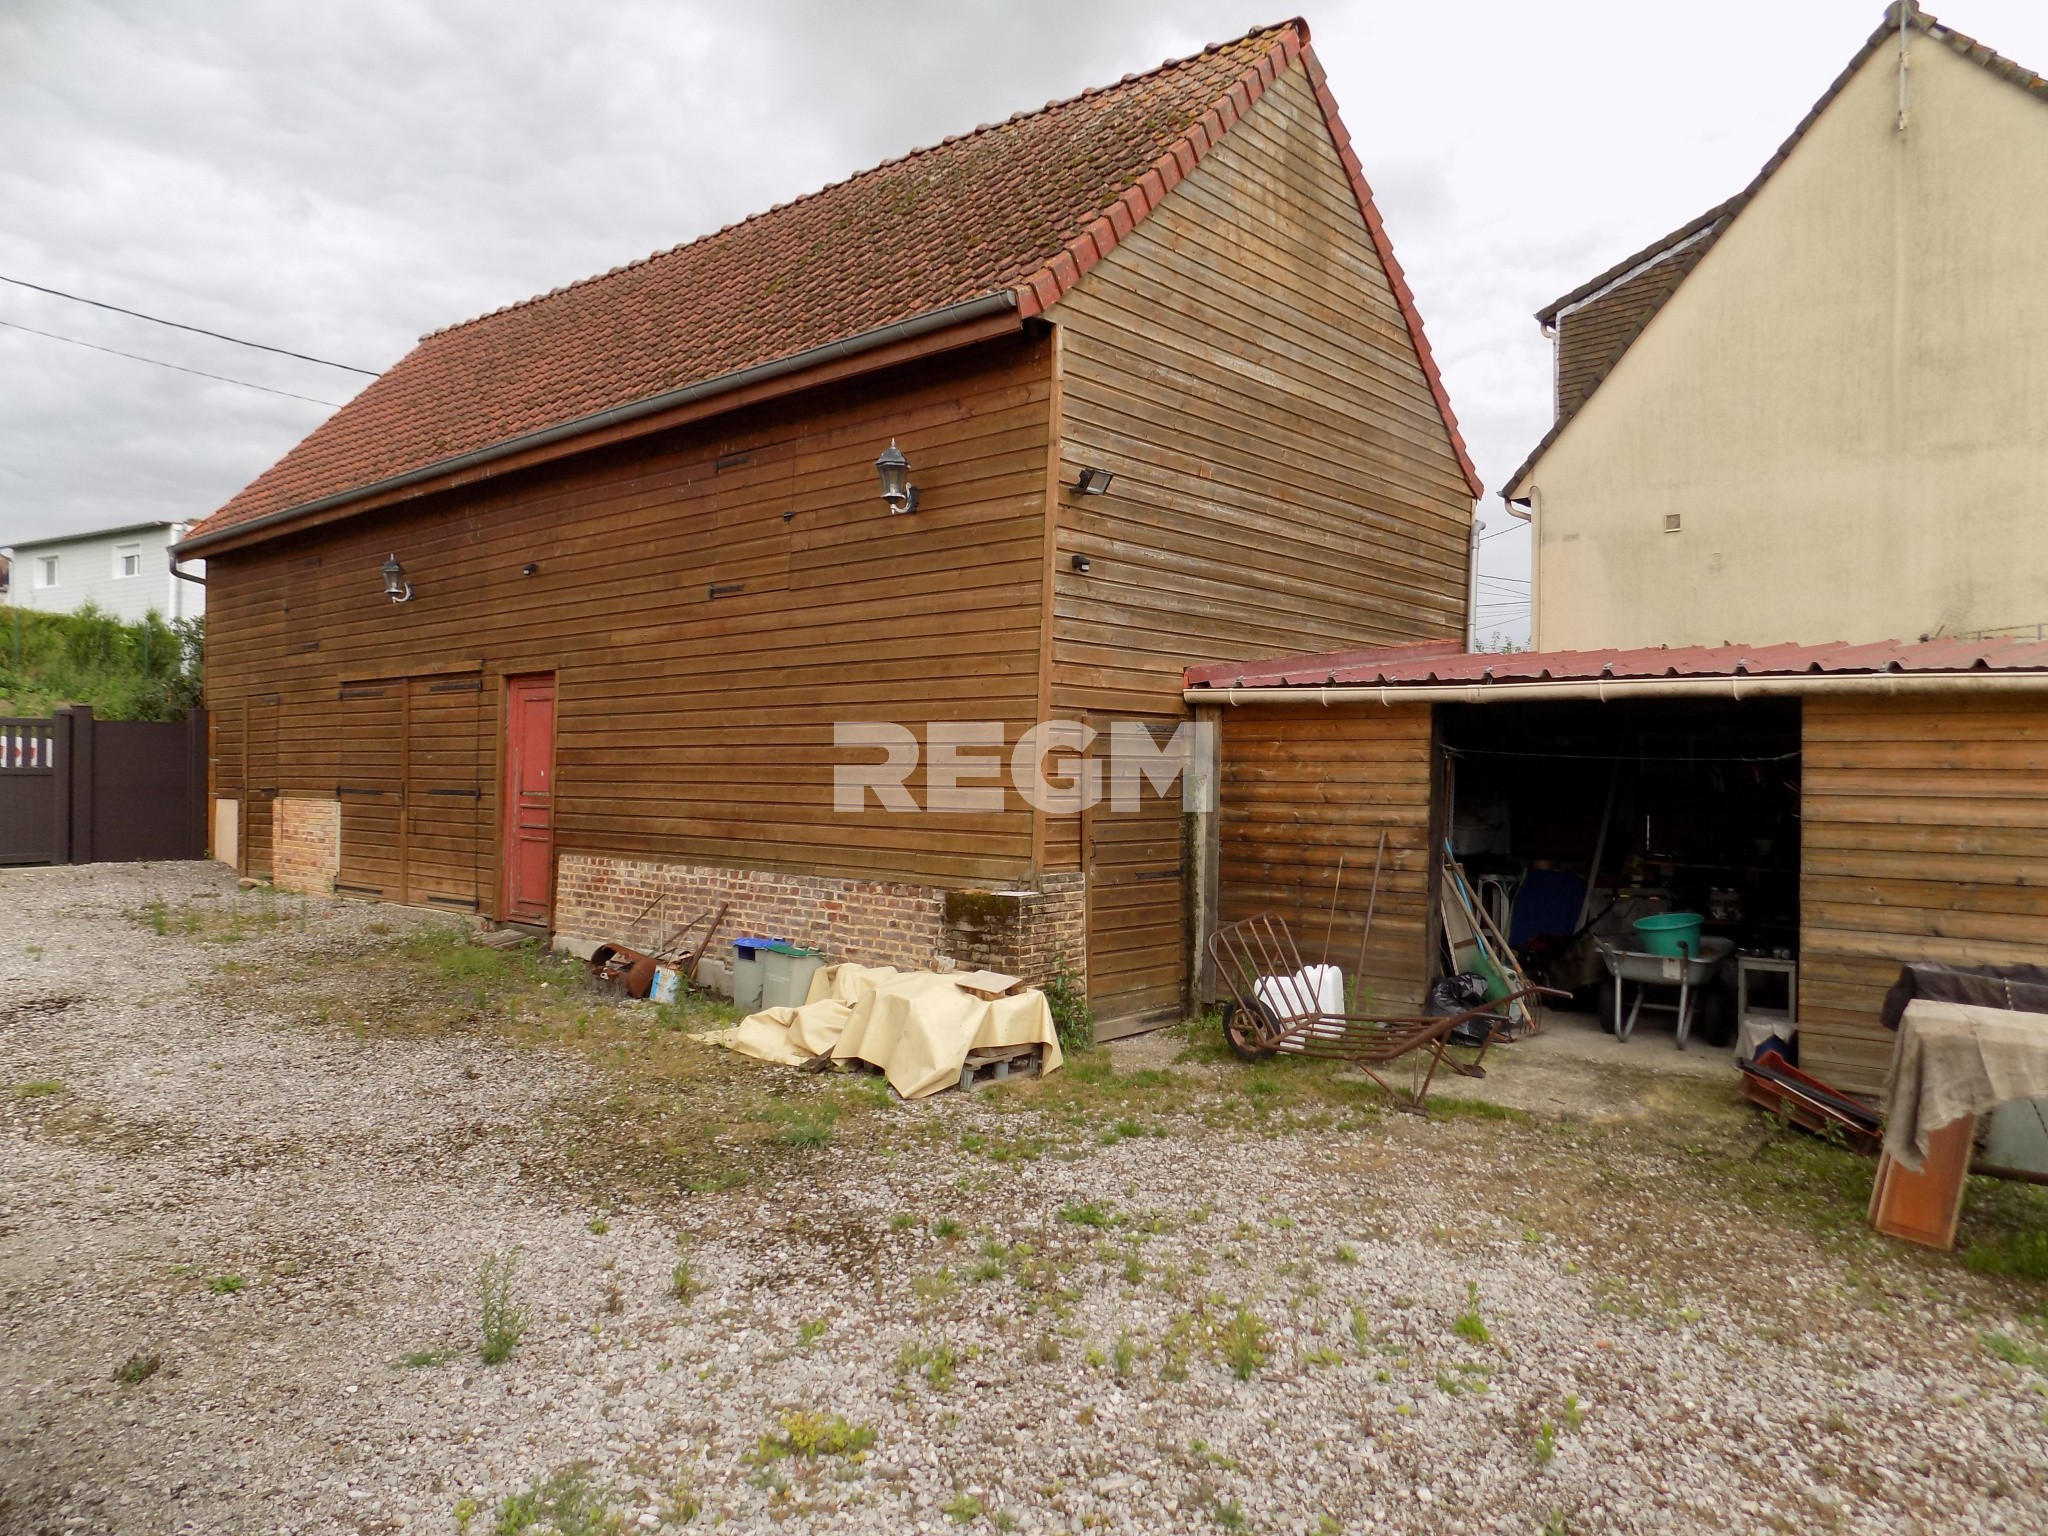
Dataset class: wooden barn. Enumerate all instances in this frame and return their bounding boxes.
[175,19,1481,1032]
[1184,637,2048,1093]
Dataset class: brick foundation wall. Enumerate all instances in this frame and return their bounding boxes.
[272,797,340,896]
[941,873,1087,990]
[553,854,1087,986]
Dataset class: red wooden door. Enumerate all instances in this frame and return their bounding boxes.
[502,675,556,924]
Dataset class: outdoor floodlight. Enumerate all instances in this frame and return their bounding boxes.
[1075,466,1115,496]
[382,553,414,604]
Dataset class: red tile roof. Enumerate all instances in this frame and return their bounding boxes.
[1186,636,2048,691]
[1505,2,2048,502]
[189,18,1479,547]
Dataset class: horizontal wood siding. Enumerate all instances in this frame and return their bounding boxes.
[1217,704,1436,1015]
[203,335,1053,911]
[1048,58,1473,725]
[1800,694,2048,1094]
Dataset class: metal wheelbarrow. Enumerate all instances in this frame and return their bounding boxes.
[1592,935,1733,1048]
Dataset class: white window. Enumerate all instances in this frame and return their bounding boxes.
[37,555,58,588]
[114,543,142,578]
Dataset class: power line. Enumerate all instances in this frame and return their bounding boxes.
[0,318,345,407]
[0,272,379,376]
[1477,520,1528,545]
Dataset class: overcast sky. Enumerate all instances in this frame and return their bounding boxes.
[5,0,2047,642]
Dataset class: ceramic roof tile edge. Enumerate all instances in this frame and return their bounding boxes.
[1184,635,2048,692]
[427,20,1305,345]
[1503,2,2047,505]
[186,18,1485,553]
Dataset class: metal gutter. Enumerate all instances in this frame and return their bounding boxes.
[1185,671,2048,707]
[174,289,1022,557]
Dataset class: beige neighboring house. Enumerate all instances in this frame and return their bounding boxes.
[1504,3,2048,650]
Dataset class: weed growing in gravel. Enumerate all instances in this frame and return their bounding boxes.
[478,1249,530,1365]
[586,1216,609,1235]
[1207,1493,1250,1531]
[798,1317,829,1348]
[1562,1392,1586,1430]
[207,1274,245,1294]
[1534,1421,1558,1466]
[1453,1280,1490,1344]
[1034,1332,1060,1363]
[1113,1328,1139,1378]
[1059,1201,1112,1228]
[898,1338,962,1390]
[1333,1243,1358,1264]
[1217,1305,1269,1380]
[1300,1345,1344,1367]
[113,1351,160,1385]
[931,1215,963,1239]
[488,1465,621,1534]
[943,1493,985,1523]
[912,1267,958,1303]
[1349,1304,1371,1354]
[669,1236,701,1302]
[395,1348,455,1368]
[659,1480,701,1525]
[754,1409,875,1462]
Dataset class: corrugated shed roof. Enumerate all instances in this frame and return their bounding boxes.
[1505,1,2048,501]
[188,18,1481,547]
[1185,636,2048,691]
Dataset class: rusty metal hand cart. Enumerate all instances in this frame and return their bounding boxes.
[1208,912,1565,1111]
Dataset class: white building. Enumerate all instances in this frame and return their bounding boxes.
[2,520,203,623]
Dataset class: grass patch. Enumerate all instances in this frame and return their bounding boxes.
[1963,1228,2048,1282]
[1058,1201,1113,1229]
[207,1274,246,1295]
[395,1348,455,1368]
[943,1493,985,1523]
[12,1080,62,1098]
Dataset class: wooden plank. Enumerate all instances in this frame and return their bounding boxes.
[201,333,1056,893]
[1049,59,1468,731]
[1800,694,2048,1091]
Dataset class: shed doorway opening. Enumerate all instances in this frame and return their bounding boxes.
[1438,697,1802,1052]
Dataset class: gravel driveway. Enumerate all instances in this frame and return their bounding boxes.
[2,863,2044,1536]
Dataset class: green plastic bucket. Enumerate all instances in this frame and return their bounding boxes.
[1633,912,1705,957]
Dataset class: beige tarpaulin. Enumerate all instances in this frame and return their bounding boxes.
[1882,1000,2048,1170]
[724,964,1062,1098]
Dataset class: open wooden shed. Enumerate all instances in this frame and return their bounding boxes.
[1185,637,2048,1095]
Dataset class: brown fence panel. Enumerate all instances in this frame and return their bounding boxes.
[0,718,59,865]
[0,707,207,865]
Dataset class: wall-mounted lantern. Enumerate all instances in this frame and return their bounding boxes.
[1071,554,1092,574]
[1074,466,1115,496]
[875,440,919,515]
[381,553,414,604]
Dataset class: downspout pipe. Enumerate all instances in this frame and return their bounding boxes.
[1184,671,2048,708]
[168,547,205,587]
